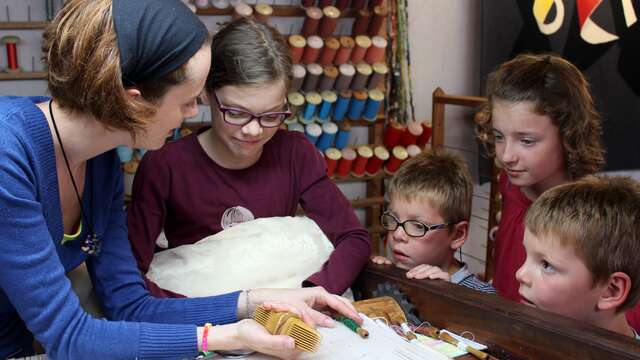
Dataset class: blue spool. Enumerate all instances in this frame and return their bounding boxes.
[303,92,322,121]
[363,89,384,122]
[305,123,322,145]
[333,90,352,122]
[316,122,338,152]
[318,91,337,122]
[116,146,133,162]
[335,122,351,149]
[347,90,368,120]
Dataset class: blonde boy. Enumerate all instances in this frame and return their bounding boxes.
[517,176,640,339]
[372,149,495,293]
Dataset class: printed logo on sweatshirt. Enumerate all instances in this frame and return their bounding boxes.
[221,206,255,229]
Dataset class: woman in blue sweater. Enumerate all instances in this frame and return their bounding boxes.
[0,0,360,359]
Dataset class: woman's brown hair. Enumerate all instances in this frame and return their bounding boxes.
[205,17,291,92]
[475,54,605,179]
[43,0,197,137]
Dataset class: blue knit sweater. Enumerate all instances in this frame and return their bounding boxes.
[0,97,240,359]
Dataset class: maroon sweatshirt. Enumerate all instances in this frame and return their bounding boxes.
[127,129,371,297]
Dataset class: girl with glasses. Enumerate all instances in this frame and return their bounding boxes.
[128,18,371,298]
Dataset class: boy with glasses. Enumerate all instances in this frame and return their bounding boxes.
[372,149,496,294]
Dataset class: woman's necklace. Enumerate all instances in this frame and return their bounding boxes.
[49,100,101,255]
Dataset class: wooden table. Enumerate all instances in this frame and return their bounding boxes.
[353,263,640,359]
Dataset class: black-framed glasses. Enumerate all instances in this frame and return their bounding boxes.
[212,89,291,128]
[380,211,453,237]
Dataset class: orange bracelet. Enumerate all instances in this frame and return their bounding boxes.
[201,322,212,356]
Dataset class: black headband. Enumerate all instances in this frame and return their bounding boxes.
[113,0,208,86]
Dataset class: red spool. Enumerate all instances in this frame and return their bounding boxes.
[336,147,357,177]
[383,121,406,149]
[368,5,388,36]
[385,146,408,174]
[351,35,371,64]
[288,35,306,64]
[351,145,373,177]
[369,0,386,7]
[301,0,316,7]
[318,37,339,65]
[318,0,334,7]
[364,36,387,64]
[416,122,433,146]
[351,0,366,10]
[400,121,424,147]
[352,8,371,36]
[406,144,422,158]
[319,6,340,38]
[365,146,390,175]
[301,7,323,37]
[324,148,342,178]
[334,36,354,65]
[5,42,19,71]
[335,0,350,10]
[302,36,323,64]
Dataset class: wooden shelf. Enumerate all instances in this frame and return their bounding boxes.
[0,21,48,30]
[197,6,356,18]
[0,71,46,80]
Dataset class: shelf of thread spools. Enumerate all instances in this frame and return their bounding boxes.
[0,34,46,80]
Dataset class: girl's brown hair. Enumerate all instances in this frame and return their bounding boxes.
[205,17,291,92]
[43,0,197,137]
[476,54,605,179]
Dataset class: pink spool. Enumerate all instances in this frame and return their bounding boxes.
[324,148,342,178]
[336,147,357,177]
[351,145,373,177]
[365,146,390,175]
[383,121,406,149]
[400,121,424,147]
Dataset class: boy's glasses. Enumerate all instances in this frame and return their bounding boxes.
[212,89,291,128]
[380,212,453,237]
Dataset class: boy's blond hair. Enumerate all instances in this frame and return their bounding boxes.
[388,149,473,224]
[525,176,640,311]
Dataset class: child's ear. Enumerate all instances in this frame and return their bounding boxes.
[125,88,142,98]
[199,91,210,105]
[449,221,469,251]
[596,272,631,312]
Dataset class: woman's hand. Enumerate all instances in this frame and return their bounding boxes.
[405,264,451,281]
[244,287,362,327]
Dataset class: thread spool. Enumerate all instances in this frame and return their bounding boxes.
[116,146,133,163]
[368,62,388,89]
[298,115,315,126]
[363,89,384,121]
[352,8,371,36]
[232,2,253,19]
[334,36,355,65]
[336,147,357,177]
[303,92,322,121]
[303,63,323,92]
[368,5,388,36]
[365,146,389,175]
[351,63,372,90]
[180,127,193,138]
[335,0,350,10]
[287,91,306,116]
[289,35,306,64]
[347,90,368,120]
[211,0,230,9]
[333,90,352,122]
[369,0,386,7]
[301,0,316,7]
[291,64,307,92]
[365,36,387,64]
[385,146,408,174]
[383,120,406,149]
[302,36,323,65]
[123,161,139,197]
[351,0,366,10]
[352,145,373,177]
[2,36,21,72]
[301,7,323,37]
[324,147,342,178]
[335,121,351,149]
[351,35,372,64]
[416,122,433,146]
[287,122,305,133]
[318,37,340,65]
[318,0,334,6]
[406,144,422,158]
[318,65,339,91]
[194,0,209,8]
[316,122,338,151]
[318,91,337,122]
[335,64,355,91]
[319,6,340,38]
[400,121,424,146]
[305,123,322,145]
